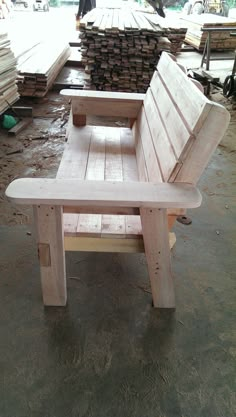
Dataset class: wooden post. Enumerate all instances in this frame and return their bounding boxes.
[140,207,175,308]
[33,205,67,306]
[72,114,86,126]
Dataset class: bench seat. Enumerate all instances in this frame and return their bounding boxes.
[60,125,141,241]
[5,52,230,308]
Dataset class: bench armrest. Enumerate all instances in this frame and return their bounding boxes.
[6,179,202,209]
[60,89,145,119]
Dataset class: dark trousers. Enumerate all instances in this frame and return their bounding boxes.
[77,0,96,18]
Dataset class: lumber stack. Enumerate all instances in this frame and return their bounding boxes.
[17,41,71,97]
[180,14,236,50]
[80,8,187,92]
[0,32,19,114]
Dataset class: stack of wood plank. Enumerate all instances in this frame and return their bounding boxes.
[180,14,236,50]
[80,8,187,92]
[17,41,70,97]
[0,32,19,114]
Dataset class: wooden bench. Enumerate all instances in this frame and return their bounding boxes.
[6,52,230,309]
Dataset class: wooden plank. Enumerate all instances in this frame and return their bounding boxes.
[150,72,192,159]
[33,205,66,306]
[71,96,143,118]
[6,179,202,209]
[136,106,163,182]
[64,206,139,215]
[102,127,125,237]
[8,118,32,136]
[143,88,178,181]
[140,208,175,308]
[175,103,230,184]
[77,126,106,237]
[64,236,144,253]
[156,52,212,133]
[120,128,139,182]
[132,121,148,182]
[57,125,92,235]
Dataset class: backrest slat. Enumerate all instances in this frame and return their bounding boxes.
[134,52,230,187]
[156,52,212,134]
[135,106,163,183]
[143,88,180,181]
[149,71,193,160]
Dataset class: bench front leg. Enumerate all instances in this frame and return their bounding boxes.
[140,207,175,308]
[33,205,67,306]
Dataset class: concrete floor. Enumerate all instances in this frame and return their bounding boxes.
[0,98,236,416]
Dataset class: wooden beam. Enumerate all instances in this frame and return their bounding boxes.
[6,178,202,209]
[33,205,66,306]
[140,208,175,308]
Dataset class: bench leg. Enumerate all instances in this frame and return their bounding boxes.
[72,114,86,127]
[33,205,67,306]
[140,208,175,308]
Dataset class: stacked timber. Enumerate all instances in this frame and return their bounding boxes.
[0,32,19,114]
[180,14,236,50]
[79,8,187,92]
[17,41,70,97]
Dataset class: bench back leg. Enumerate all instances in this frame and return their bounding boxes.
[140,208,175,308]
[33,205,67,306]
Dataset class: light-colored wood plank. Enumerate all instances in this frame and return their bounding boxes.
[64,236,144,253]
[64,206,139,215]
[156,52,212,133]
[33,205,66,306]
[143,88,178,181]
[70,96,144,118]
[175,103,230,184]
[140,208,175,308]
[77,126,106,236]
[132,121,148,182]
[150,71,192,159]
[6,179,202,209]
[120,127,139,182]
[57,125,92,235]
[136,106,163,182]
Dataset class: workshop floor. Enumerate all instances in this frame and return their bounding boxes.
[0,90,236,417]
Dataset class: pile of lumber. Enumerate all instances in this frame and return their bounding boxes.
[180,14,236,50]
[0,32,19,114]
[80,8,187,92]
[17,41,70,97]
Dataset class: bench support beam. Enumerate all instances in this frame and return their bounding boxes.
[33,205,67,306]
[140,208,175,308]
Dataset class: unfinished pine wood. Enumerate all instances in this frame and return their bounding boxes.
[180,14,236,50]
[17,41,70,97]
[33,205,66,306]
[79,8,187,93]
[5,52,231,310]
[140,208,175,308]
[6,178,202,208]
[156,53,212,133]
[0,32,19,114]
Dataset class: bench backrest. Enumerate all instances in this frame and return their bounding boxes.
[133,52,230,185]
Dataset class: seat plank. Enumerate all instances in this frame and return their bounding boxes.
[77,126,106,236]
[57,125,92,235]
